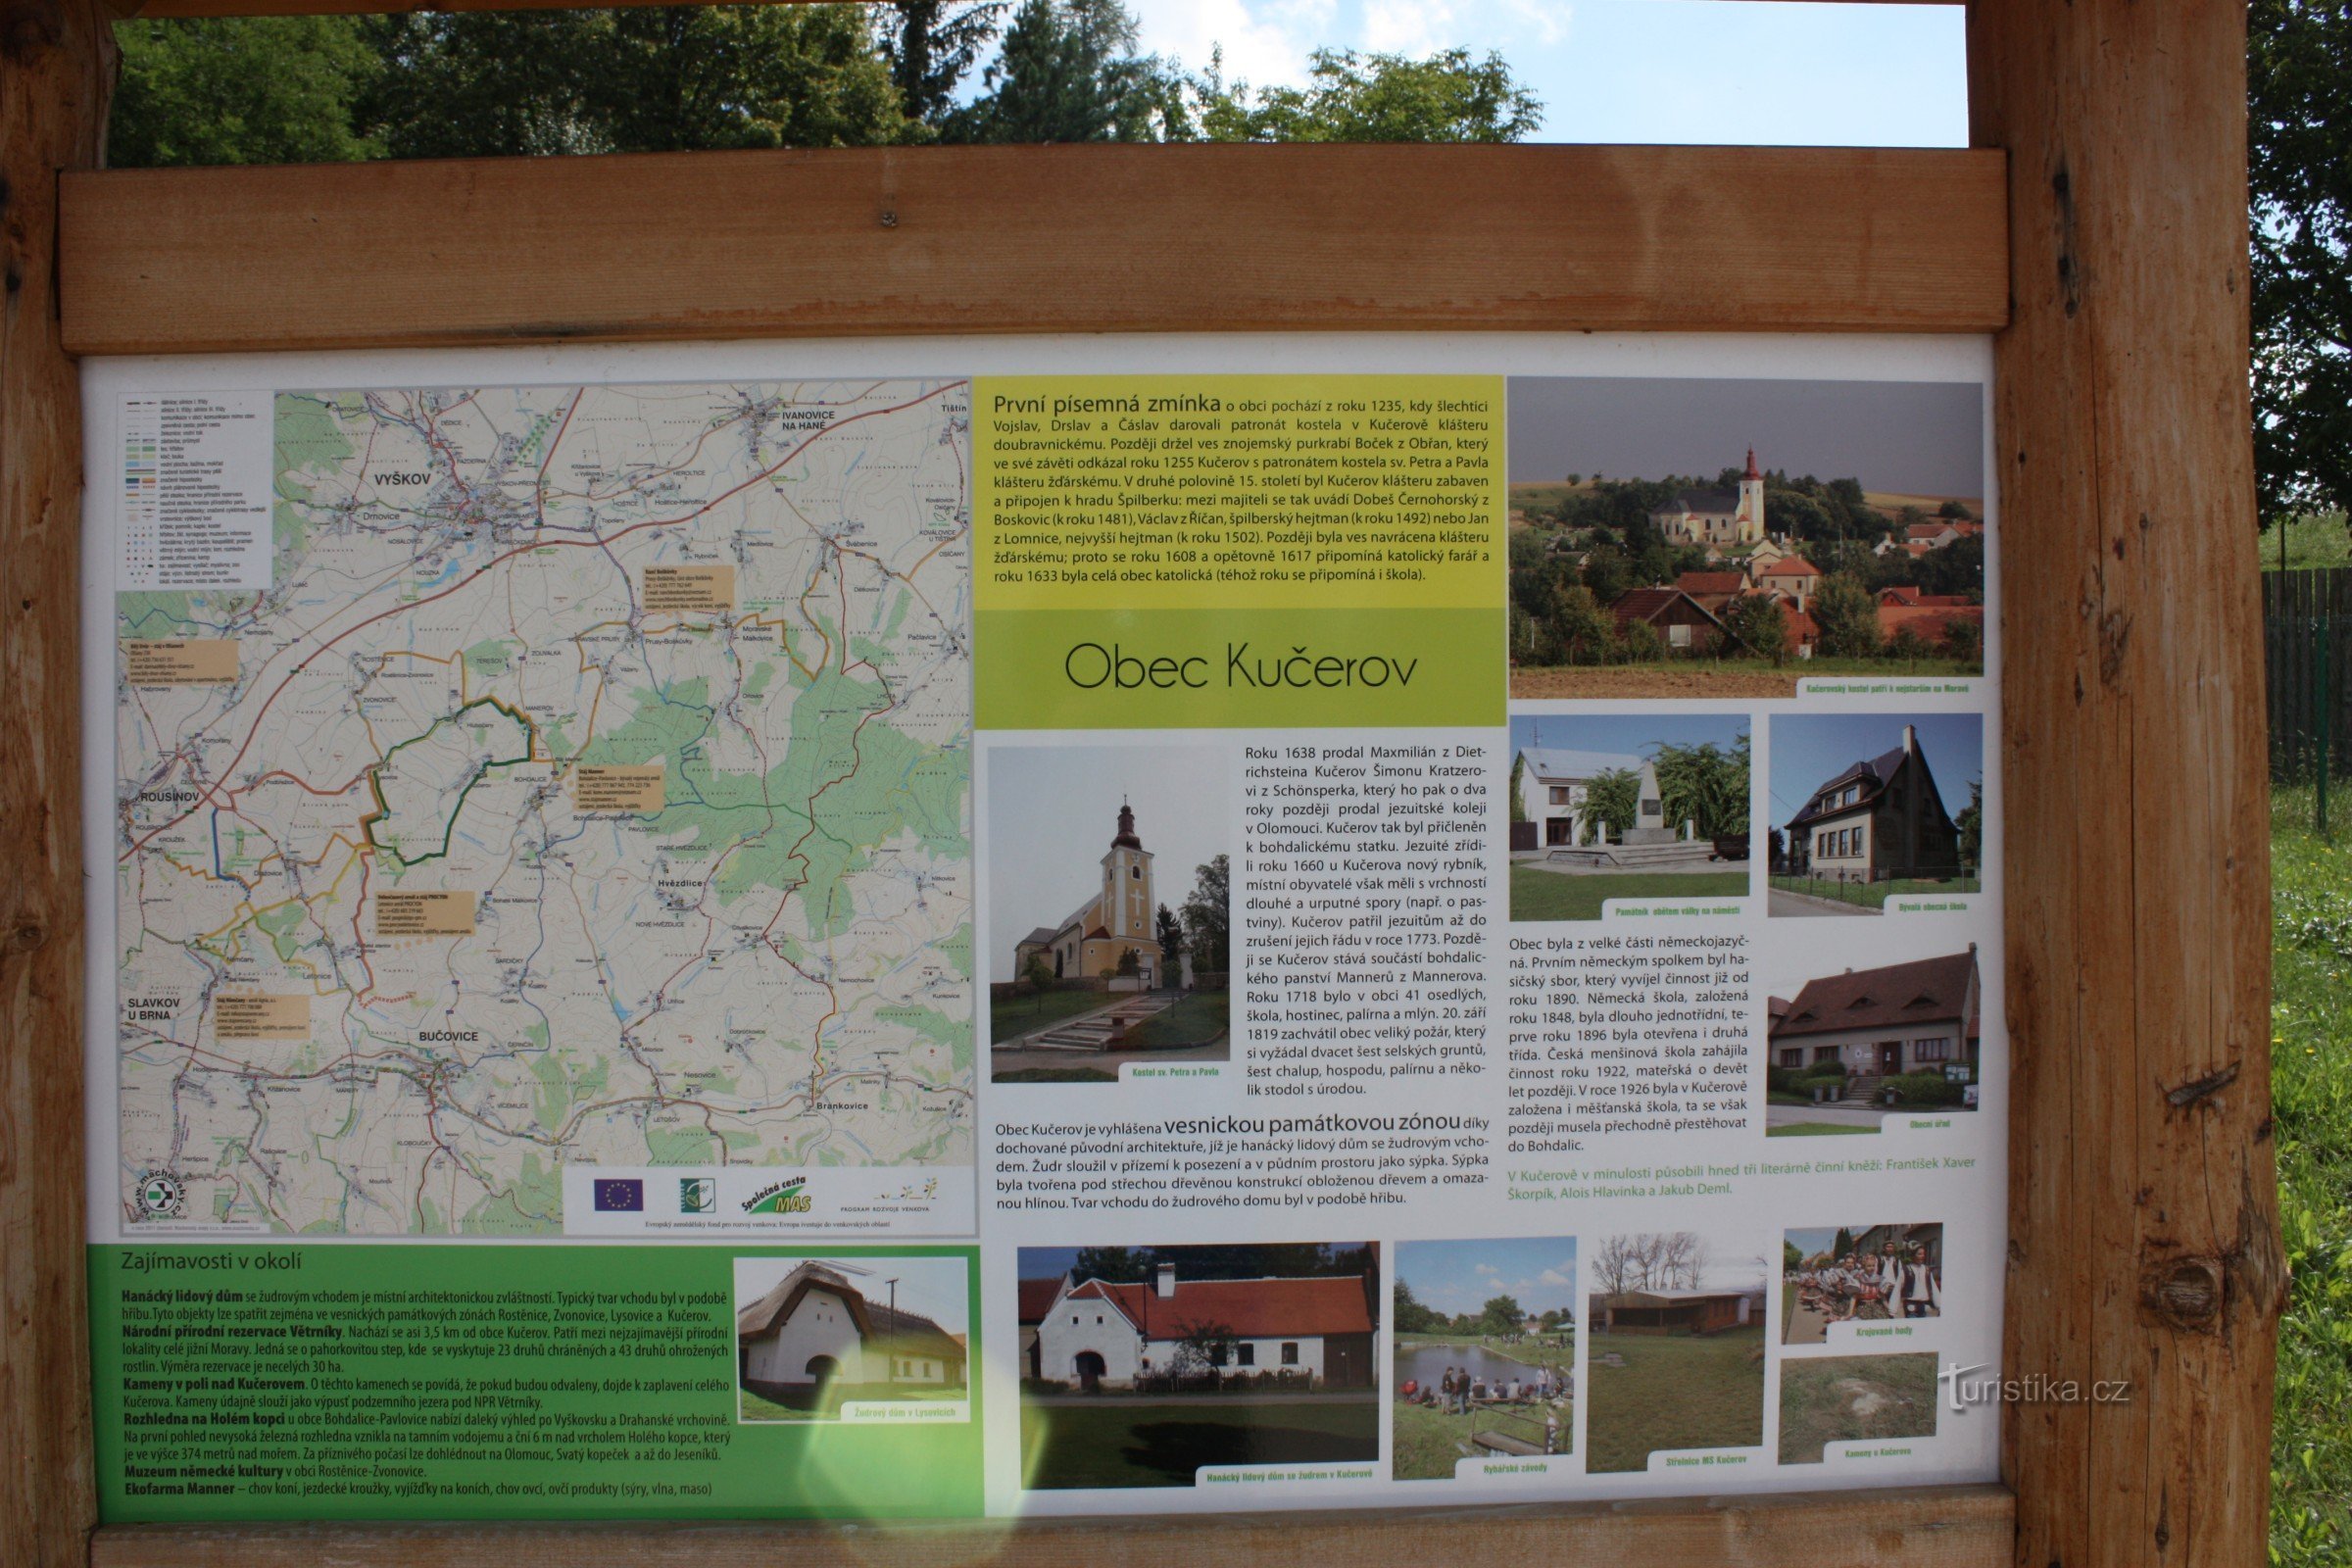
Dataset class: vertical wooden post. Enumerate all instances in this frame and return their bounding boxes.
[0,2,112,1565]
[1971,4,2285,1566]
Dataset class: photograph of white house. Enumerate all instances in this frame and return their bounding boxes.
[733,1255,970,1421]
[1015,1244,1381,1490]
[1508,714,1751,922]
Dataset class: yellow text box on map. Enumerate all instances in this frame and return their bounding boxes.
[974,374,1504,614]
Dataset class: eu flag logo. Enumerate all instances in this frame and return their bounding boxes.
[592,1178,644,1212]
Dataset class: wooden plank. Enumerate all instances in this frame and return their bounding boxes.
[1970,4,2283,1567]
[0,5,112,1568]
[90,1485,2016,1568]
[57,143,2009,354]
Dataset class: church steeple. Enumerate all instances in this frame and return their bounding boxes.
[1743,446,1761,481]
[1111,798,1142,850]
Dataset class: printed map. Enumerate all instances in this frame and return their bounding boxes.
[115,381,974,1234]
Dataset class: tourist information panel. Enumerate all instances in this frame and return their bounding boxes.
[82,335,2006,1521]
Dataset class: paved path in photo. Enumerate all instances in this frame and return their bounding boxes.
[1769,889,1874,916]
[1766,1102,1893,1131]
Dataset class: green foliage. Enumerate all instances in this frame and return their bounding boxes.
[1618,619,1665,662]
[111,17,382,168]
[1723,593,1788,665]
[1650,736,1749,839]
[1190,46,1541,144]
[1393,1279,1440,1335]
[1508,754,1529,823]
[1153,902,1185,963]
[2251,0,2352,533]
[362,4,914,159]
[1550,585,1617,665]
[1812,574,1885,660]
[1955,777,1984,869]
[944,0,1177,143]
[1885,623,1936,665]
[1939,613,1984,664]
[1181,853,1230,973]
[1583,767,1641,843]
[1884,1071,1965,1107]
[1478,1294,1526,1336]
[880,0,1009,123]
[1113,946,1140,977]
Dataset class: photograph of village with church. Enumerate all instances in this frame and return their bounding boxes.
[986,743,1231,1084]
[1506,376,1987,699]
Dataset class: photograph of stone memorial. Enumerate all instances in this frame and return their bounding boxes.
[1391,1237,1577,1480]
[734,1254,971,1422]
[1584,1229,1769,1473]
[1782,1222,1945,1343]
[987,742,1231,1084]
[1015,1242,1381,1490]
[1508,712,1751,920]
[1764,948,1984,1136]
[1767,712,1984,916]
[1506,376,1985,699]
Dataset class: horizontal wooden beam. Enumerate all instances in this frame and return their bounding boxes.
[92,1485,2016,1568]
[127,0,1962,18]
[60,143,2006,354]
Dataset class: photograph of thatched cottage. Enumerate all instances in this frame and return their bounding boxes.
[1764,947,1984,1136]
[1768,713,1983,915]
[734,1256,969,1421]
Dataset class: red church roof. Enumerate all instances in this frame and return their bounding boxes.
[1065,1275,1375,1341]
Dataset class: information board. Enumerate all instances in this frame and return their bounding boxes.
[80,332,2004,1521]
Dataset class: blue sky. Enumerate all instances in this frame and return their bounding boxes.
[1767,711,1983,826]
[1511,711,1748,760]
[1121,1,1969,146]
[1396,1237,1580,1317]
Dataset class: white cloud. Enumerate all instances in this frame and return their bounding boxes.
[1475,1261,1500,1276]
[1539,1267,1573,1288]
[1360,0,1461,55]
[1125,0,1333,87]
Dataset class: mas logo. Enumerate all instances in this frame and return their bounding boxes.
[743,1178,813,1215]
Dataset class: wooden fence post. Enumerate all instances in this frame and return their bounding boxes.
[1970,3,2286,1564]
[0,2,114,1565]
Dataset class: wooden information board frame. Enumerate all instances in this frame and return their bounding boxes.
[0,2,2279,1565]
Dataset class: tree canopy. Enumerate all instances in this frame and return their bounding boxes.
[2250,0,2352,532]
[1191,46,1542,144]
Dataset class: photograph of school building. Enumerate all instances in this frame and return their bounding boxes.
[1767,713,1984,915]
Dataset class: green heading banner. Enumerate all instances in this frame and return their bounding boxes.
[975,607,1502,730]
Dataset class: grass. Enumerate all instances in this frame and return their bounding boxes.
[1124,991,1229,1049]
[1767,1122,1879,1138]
[1509,863,1749,921]
[990,985,1117,1045]
[1768,873,1983,910]
[1019,1397,1379,1489]
[1777,1354,1939,1464]
[995,1065,1116,1084]
[2271,785,2352,1565]
[1510,656,1982,701]
[2264,513,2351,573]
[1391,1394,1572,1481]
[1584,1325,1766,1473]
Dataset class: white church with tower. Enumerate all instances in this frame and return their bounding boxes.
[1650,447,1768,548]
[1012,800,1163,986]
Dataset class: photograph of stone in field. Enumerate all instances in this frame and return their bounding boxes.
[1778,1353,1939,1464]
[1016,1242,1381,1490]
[1584,1229,1769,1473]
[1506,377,1985,699]
[1508,712,1750,921]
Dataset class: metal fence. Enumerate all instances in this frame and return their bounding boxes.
[2265,567,2352,832]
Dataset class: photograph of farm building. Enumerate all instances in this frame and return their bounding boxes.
[733,1256,969,1422]
[1584,1230,1769,1473]
[1767,713,1984,915]
[1506,376,1985,699]
[1016,1243,1380,1490]
[1765,948,1984,1136]
[1507,713,1750,921]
